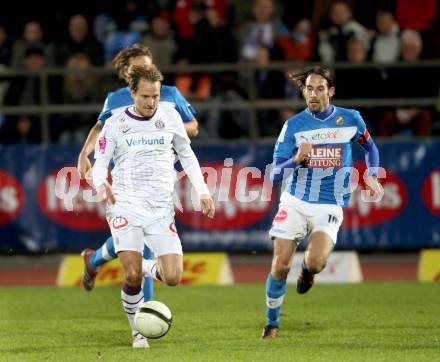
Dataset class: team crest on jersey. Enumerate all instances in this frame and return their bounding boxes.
[118,117,130,133]
[336,116,344,125]
[155,119,165,129]
[112,215,128,229]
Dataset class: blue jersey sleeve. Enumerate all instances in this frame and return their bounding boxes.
[351,110,369,143]
[172,88,197,122]
[98,94,113,123]
[273,121,297,160]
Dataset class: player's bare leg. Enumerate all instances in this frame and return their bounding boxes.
[297,231,333,294]
[263,237,297,338]
[118,250,149,348]
[156,254,183,287]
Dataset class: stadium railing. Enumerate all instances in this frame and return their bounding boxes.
[0,60,439,143]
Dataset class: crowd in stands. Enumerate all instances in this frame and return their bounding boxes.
[0,0,439,142]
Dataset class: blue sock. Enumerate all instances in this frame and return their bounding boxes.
[142,244,154,301]
[265,273,286,328]
[89,236,117,270]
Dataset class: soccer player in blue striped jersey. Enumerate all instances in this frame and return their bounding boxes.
[262,66,383,338]
[76,44,199,315]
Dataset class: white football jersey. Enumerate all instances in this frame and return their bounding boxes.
[93,105,208,215]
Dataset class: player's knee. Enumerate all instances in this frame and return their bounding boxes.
[162,269,181,286]
[125,268,142,286]
[165,274,181,287]
[306,255,326,274]
[273,257,291,279]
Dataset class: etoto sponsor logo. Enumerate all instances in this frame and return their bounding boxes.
[422,167,440,218]
[311,130,338,141]
[37,167,107,231]
[0,170,25,225]
[175,161,276,230]
[342,162,407,228]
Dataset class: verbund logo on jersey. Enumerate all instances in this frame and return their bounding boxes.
[421,167,440,218]
[37,167,108,231]
[125,136,165,147]
[0,170,25,226]
[308,146,342,168]
[342,162,407,228]
[175,161,276,230]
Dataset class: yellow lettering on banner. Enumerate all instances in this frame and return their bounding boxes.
[418,250,440,281]
[57,256,124,287]
[57,252,234,287]
[182,253,233,285]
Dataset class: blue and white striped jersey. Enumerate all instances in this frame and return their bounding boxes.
[274,106,371,206]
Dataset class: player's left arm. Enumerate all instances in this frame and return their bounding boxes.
[173,87,199,138]
[172,120,214,218]
[354,112,383,199]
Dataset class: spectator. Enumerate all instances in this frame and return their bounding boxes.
[6,47,47,106]
[424,5,440,59]
[276,18,315,61]
[141,15,176,69]
[179,2,223,64]
[240,0,287,61]
[172,0,229,43]
[379,29,434,136]
[379,108,432,137]
[57,14,103,66]
[253,46,288,136]
[0,25,14,66]
[395,0,437,32]
[175,3,223,100]
[336,37,386,99]
[205,4,238,62]
[10,20,55,68]
[58,53,103,144]
[370,10,400,63]
[318,0,369,63]
[0,116,41,144]
[103,0,146,63]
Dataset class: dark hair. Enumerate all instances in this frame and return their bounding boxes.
[289,66,335,92]
[112,43,153,80]
[128,65,164,92]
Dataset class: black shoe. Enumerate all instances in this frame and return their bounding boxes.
[261,325,279,339]
[296,269,315,294]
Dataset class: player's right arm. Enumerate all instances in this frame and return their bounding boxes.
[77,121,103,179]
[92,122,117,204]
[271,120,305,182]
[77,93,114,179]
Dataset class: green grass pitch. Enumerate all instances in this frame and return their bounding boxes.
[0,282,439,361]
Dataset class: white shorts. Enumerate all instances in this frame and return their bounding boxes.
[269,192,343,244]
[107,204,183,257]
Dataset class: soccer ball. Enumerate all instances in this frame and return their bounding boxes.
[134,301,173,339]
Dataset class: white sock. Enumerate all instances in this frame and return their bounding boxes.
[142,259,162,281]
[121,284,144,336]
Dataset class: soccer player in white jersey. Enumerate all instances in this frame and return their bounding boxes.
[262,66,383,338]
[77,44,198,307]
[92,65,215,348]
